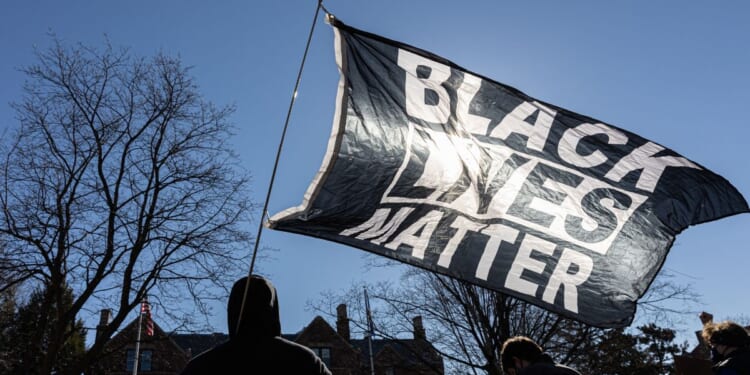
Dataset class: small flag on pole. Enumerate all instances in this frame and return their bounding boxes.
[141,299,154,336]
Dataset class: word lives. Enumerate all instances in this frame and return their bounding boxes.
[340,48,700,313]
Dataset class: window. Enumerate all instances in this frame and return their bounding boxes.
[126,349,135,372]
[126,349,153,372]
[140,350,152,371]
[311,347,332,368]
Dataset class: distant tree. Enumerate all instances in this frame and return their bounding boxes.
[633,268,702,326]
[312,264,697,375]
[2,285,86,374]
[573,323,687,375]
[725,314,750,327]
[0,38,254,374]
[578,327,643,374]
[313,268,603,375]
[639,323,687,374]
[0,284,15,373]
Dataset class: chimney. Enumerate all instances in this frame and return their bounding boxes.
[336,304,350,341]
[413,316,425,340]
[96,309,111,341]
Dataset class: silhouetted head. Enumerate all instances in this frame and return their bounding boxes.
[227,275,281,340]
[703,320,750,348]
[501,336,544,373]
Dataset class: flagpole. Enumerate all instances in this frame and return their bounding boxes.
[237,0,326,336]
[247,0,324,275]
[364,287,375,375]
[132,300,144,375]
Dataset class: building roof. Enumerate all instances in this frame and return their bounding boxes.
[162,304,442,373]
[171,329,308,356]
[97,306,443,373]
[171,328,443,370]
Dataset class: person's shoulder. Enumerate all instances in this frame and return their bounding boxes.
[270,337,332,374]
[180,350,219,375]
[555,364,583,375]
[271,336,318,355]
[714,367,741,375]
[179,342,234,375]
[539,355,582,375]
[520,362,582,375]
[722,347,750,367]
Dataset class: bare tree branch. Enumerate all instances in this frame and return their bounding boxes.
[0,38,258,374]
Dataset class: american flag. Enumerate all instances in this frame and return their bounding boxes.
[141,299,154,336]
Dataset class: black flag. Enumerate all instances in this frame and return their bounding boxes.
[268,18,749,328]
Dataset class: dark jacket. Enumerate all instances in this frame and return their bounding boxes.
[519,353,582,375]
[180,276,331,375]
[713,347,750,375]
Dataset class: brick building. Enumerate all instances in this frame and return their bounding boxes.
[92,304,443,374]
[89,309,189,375]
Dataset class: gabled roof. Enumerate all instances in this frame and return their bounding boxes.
[168,316,442,372]
[296,316,358,352]
[106,316,189,357]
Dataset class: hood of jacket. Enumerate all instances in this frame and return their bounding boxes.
[227,275,281,340]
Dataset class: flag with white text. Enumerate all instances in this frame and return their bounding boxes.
[268,18,749,328]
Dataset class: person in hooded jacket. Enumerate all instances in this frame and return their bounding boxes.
[180,275,332,375]
[700,312,750,375]
[501,336,581,375]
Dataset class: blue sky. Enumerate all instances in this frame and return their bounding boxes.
[2,0,748,348]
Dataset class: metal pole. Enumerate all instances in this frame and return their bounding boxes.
[247,0,323,276]
[364,287,375,375]
[237,0,324,336]
[132,303,143,375]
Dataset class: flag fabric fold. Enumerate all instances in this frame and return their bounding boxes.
[141,299,154,336]
[268,17,749,328]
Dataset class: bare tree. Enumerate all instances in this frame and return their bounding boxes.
[635,268,702,324]
[0,38,255,374]
[312,267,599,375]
[312,260,699,375]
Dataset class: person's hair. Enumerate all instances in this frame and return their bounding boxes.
[501,336,543,372]
[702,321,750,348]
